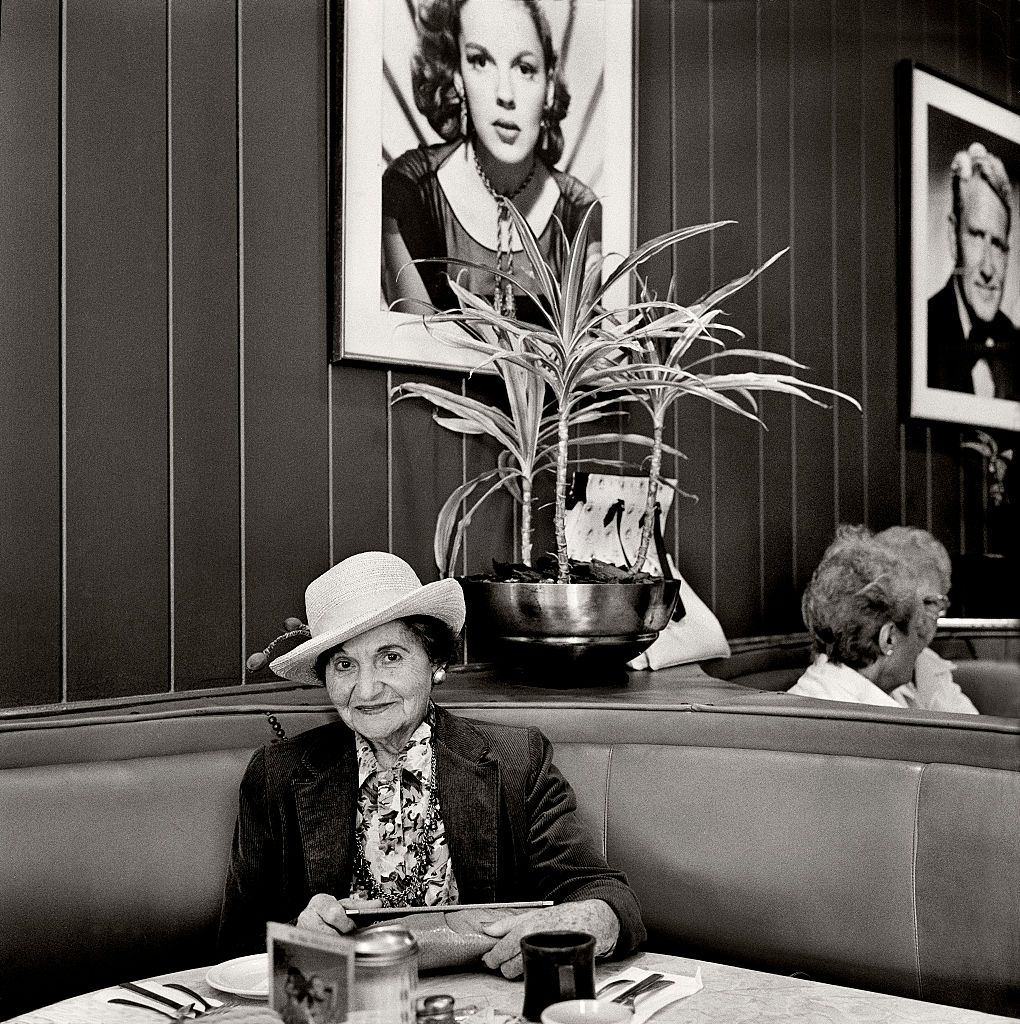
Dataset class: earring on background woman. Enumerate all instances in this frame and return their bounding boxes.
[432,666,447,686]
[454,72,468,138]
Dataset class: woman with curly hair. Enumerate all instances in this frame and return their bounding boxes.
[790,526,978,713]
[382,0,600,322]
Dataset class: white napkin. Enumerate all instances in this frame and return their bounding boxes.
[597,965,703,1023]
[628,562,730,670]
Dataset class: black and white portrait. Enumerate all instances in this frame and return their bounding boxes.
[334,0,634,369]
[904,64,1020,431]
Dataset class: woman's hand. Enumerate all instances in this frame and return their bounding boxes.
[296,894,383,935]
[479,899,620,979]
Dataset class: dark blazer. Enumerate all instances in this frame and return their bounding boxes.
[928,279,1017,399]
[217,707,645,957]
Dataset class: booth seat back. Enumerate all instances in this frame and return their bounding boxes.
[703,629,1020,718]
[1,699,1017,1020]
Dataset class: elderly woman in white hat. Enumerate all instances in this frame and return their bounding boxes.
[218,552,644,978]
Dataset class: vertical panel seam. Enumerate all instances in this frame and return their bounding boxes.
[387,369,394,553]
[708,1,717,612]
[60,0,68,702]
[897,0,906,529]
[669,2,679,560]
[167,0,175,692]
[755,0,765,619]
[859,0,869,524]
[237,0,247,682]
[910,763,926,999]
[789,0,798,588]
[326,0,335,568]
[830,0,840,531]
[601,745,613,861]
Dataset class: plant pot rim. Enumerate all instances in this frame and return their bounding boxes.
[460,578,676,589]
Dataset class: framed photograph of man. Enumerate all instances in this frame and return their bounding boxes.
[331,0,635,370]
[899,62,1020,431]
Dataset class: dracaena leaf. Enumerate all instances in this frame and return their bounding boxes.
[596,221,735,299]
[691,247,788,311]
[434,468,508,576]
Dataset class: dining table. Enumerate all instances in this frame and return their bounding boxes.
[6,950,1015,1024]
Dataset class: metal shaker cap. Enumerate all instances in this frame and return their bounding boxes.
[415,993,455,1023]
[353,923,420,965]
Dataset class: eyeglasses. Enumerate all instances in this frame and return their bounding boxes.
[922,593,950,617]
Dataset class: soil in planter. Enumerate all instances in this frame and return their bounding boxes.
[461,555,664,585]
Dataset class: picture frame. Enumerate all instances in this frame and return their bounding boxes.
[898,62,1020,431]
[330,0,636,371]
[267,921,355,1024]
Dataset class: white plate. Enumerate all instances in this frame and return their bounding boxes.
[205,953,269,998]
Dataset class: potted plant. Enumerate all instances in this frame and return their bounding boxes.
[393,203,858,672]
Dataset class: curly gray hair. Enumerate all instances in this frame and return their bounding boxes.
[802,526,921,669]
[874,525,952,595]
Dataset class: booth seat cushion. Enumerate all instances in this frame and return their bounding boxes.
[951,660,1020,718]
[610,745,926,996]
[0,749,253,1014]
[914,763,1020,1012]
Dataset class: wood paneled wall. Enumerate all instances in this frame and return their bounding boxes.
[1,0,1017,707]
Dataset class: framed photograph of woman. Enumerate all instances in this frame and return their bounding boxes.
[899,62,1020,431]
[331,0,635,370]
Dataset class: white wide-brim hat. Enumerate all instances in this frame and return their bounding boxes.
[270,551,466,686]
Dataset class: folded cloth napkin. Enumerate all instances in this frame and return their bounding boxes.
[378,909,519,971]
[598,965,703,1024]
[628,562,730,671]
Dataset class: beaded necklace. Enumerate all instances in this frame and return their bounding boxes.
[352,736,443,908]
[472,146,537,319]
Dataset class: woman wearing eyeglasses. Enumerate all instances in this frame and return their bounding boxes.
[790,525,978,713]
[874,526,977,713]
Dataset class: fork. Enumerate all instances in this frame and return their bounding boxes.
[164,982,222,1013]
[614,978,672,1009]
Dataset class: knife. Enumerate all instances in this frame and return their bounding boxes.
[108,998,183,1019]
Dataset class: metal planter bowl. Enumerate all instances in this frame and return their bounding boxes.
[461,578,682,680]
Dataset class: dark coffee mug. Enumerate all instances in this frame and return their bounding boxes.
[520,931,596,1022]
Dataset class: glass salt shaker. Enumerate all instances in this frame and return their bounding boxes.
[416,993,456,1024]
[351,924,420,1024]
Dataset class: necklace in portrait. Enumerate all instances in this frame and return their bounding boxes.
[472,147,537,319]
[352,742,444,908]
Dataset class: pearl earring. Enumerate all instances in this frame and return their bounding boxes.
[432,666,447,686]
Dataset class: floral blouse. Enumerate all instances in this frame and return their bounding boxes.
[351,712,458,906]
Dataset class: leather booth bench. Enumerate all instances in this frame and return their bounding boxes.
[1,665,1018,1020]
[705,625,1020,718]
